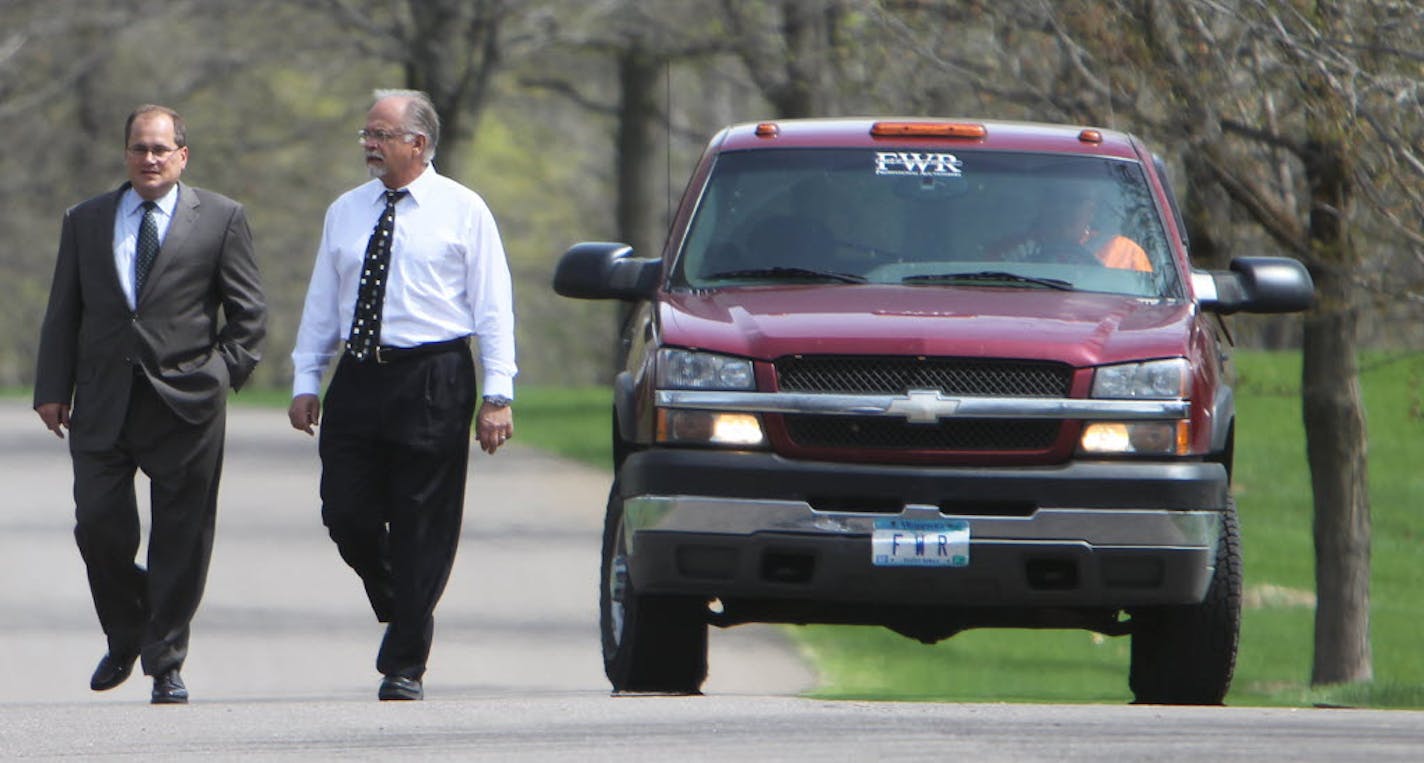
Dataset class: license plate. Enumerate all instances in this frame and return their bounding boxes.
[871,518,970,567]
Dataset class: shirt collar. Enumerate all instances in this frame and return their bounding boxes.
[369,163,437,208]
[123,184,179,219]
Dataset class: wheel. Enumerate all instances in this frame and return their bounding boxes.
[599,480,708,693]
[1128,500,1242,705]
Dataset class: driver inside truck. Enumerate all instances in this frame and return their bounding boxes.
[988,186,1152,272]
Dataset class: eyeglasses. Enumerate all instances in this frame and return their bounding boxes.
[357,129,416,143]
[127,144,180,160]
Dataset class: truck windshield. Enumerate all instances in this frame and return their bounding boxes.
[671,148,1183,299]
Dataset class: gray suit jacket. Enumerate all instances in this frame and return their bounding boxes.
[34,181,267,450]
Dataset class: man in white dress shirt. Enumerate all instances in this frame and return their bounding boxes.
[288,89,516,701]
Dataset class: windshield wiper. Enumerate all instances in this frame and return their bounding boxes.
[902,271,1075,290]
[705,266,867,284]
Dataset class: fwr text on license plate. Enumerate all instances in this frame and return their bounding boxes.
[871,518,969,567]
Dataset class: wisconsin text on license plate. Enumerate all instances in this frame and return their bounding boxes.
[871,518,970,567]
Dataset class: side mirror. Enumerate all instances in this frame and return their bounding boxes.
[1195,256,1315,315]
[552,242,661,301]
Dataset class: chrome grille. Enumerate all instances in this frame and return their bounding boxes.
[774,355,1072,452]
[775,356,1072,396]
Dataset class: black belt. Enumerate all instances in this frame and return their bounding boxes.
[348,337,469,365]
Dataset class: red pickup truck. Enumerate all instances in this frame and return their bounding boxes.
[554,118,1314,704]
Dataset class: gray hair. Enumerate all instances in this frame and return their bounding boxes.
[373,88,440,163]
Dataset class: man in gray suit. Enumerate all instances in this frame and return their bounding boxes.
[33,104,266,705]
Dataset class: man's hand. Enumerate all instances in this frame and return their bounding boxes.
[475,401,514,455]
[288,394,321,435]
[35,403,70,439]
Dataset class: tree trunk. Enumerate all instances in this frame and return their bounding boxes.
[616,47,663,261]
[724,0,829,119]
[1179,153,1233,270]
[608,45,664,377]
[1301,135,1373,686]
[772,0,821,118]
[402,0,502,180]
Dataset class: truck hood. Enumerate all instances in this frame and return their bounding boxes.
[657,284,1198,367]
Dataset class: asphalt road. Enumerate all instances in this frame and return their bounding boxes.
[3,398,1423,760]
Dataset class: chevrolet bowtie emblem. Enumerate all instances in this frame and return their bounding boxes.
[884,389,959,424]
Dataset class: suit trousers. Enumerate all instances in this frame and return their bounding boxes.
[318,343,477,680]
[70,371,225,677]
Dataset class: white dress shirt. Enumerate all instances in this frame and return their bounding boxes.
[291,164,517,399]
[113,185,178,309]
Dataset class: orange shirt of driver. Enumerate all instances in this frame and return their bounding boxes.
[1095,234,1153,272]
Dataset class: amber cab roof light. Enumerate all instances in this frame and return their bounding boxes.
[870,121,987,139]
[1079,128,1104,144]
[754,122,780,138]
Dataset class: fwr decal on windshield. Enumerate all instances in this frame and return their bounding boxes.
[873,151,964,177]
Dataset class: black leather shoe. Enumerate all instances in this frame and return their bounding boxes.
[90,652,138,692]
[378,675,423,701]
[151,669,188,704]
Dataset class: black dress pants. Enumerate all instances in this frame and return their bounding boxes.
[70,372,225,677]
[318,343,477,680]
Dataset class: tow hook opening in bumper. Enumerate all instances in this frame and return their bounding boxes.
[761,550,816,584]
[1025,558,1078,590]
[674,545,822,585]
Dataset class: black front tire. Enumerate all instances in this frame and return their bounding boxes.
[599,480,708,693]
[1128,500,1242,705]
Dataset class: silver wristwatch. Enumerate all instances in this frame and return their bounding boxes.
[483,395,512,408]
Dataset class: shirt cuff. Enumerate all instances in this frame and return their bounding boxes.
[480,373,514,400]
[292,372,324,398]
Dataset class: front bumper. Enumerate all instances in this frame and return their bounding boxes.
[617,449,1229,610]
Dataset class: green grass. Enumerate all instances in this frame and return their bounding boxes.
[503,385,612,467]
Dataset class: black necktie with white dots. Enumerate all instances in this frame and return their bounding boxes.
[347,189,407,361]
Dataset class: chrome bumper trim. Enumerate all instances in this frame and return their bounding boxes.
[623,495,1218,549]
[655,389,1187,422]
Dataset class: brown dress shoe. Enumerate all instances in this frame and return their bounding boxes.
[90,652,138,692]
[151,669,189,704]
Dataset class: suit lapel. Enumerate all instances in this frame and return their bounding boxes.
[138,182,200,307]
[97,186,128,305]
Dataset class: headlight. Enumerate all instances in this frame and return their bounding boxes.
[657,410,766,446]
[656,348,756,390]
[1091,358,1189,399]
[1083,359,1191,454]
[654,349,764,447]
[1080,421,1189,455]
